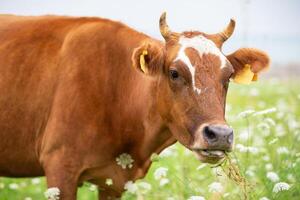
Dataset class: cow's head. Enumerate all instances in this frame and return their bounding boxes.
[132,13,269,164]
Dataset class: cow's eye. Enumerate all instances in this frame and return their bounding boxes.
[169,69,179,80]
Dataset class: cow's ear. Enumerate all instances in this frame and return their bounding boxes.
[226,48,270,84]
[132,42,165,75]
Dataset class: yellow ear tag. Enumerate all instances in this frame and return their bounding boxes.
[139,50,148,73]
[233,64,254,84]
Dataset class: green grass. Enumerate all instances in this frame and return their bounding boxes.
[1,79,299,200]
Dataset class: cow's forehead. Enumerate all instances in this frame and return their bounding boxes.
[173,35,228,94]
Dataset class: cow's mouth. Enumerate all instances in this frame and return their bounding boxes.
[193,149,227,164]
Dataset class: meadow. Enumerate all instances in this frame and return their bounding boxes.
[0,79,299,200]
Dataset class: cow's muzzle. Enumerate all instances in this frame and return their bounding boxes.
[191,124,234,164]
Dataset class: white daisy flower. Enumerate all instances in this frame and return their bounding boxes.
[31,178,41,185]
[44,187,60,200]
[267,172,280,182]
[273,182,291,193]
[277,146,289,154]
[159,178,169,186]
[154,167,168,180]
[259,197,270,200]
[8,183,19,190]
[116,153,134,169]
[124,181,138,194]
[208,182,223,193]
[89,184,97,192]
[188,196,206,200]
[105,179,113,186]
[265,163,273,171]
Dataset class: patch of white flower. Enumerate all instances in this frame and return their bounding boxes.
[116,153,134,169]
[272,182,291,193]
[159,178,169,186]
[124,181,138,194]
[266,172,280,182]
[257,123,271,136]
[8,183,19,190]
[188,196,206,200]
[254,108,277,116]
[137,181,152,194]
[259,197,270,200]
[208,182,223,193]
[235,144,259,154]
[31,178,41,185]
[44,187,60,200]
[265,163,273,171]
[89,184,97,192]
[105,178,113,186]
[154,167,168,180]
[238,109,255,118]
[277,146,289,154]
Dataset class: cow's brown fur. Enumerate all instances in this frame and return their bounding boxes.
[0,15,269,199]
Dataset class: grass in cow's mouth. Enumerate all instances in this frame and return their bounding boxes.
[212,153,251,200]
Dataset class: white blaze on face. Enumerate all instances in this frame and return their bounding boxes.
[174,35,227,94]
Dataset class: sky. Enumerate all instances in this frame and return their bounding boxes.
[1,0,299,64]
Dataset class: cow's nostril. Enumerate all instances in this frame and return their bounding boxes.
[228,131,234,144]
[204,126,217,142]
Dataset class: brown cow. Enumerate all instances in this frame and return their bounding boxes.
[0,13,269,199]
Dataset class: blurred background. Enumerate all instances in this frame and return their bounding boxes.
[0,1,300,200]
[1,0,300,78]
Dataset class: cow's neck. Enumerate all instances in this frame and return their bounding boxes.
[131,78,176,179]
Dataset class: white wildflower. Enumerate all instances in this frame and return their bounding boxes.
[208,182,223,193]
[238,109,255,118]
[259,197,270,200]
[105,178,113,186]
[238,130,250,141]
[235,144,259,154]
[89,184,97,192]
[159,178,169,186]
[265,163,273,171]
[124,181,138,194]
[8,183,19,190]
[138,181,152,192]
[267,172,280,182]
[44,187,60,200]
[249,88,259,96]
[277,146,289,154]
[31,178,41,185]
[188,196,206,200]
[116,153,134,169]
[263,155,270,161]
[154,167,168,180]
[254,108,277,116]
[273,182,291,193]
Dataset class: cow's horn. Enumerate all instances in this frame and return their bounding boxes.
[218,19,236,42]
[159,12,171,40]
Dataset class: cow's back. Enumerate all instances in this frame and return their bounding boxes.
[0,15,149,177]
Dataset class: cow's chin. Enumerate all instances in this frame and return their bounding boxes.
[193,149,226,164]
